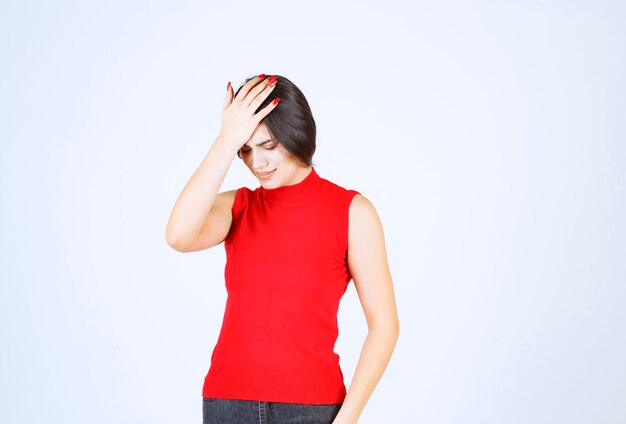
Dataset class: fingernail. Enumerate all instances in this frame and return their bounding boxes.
[272,97,280,105]
[226,81,231,91]
[258,73,266,79]
[268,76,277,85]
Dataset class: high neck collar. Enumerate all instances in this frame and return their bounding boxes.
[260,167,325,204]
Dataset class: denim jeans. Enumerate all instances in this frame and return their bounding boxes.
[202,397,343,424]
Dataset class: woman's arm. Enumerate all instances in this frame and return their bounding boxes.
[165,75,279,251]
[333,194,400,424]
[164,138,239,251]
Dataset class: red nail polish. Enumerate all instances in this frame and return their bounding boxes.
[258,74,266,79]
[226,81,231,90]
[268,75,277,85]
[272,97,280,105]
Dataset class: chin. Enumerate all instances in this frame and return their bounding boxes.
[260,179,278,188]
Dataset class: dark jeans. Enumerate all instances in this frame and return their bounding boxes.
[202,397,343,424]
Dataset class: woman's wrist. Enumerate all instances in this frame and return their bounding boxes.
[212,133,242,156]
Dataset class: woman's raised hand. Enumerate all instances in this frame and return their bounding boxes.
[218,74,280,151]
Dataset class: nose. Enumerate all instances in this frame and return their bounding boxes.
[251,148,269,170]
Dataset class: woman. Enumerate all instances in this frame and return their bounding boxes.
[165,74,399,424]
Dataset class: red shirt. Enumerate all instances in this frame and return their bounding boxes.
[202,167,361,404]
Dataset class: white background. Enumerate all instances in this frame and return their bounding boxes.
[1,0,625,423]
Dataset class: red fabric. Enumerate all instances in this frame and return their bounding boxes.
[202,167,361,404]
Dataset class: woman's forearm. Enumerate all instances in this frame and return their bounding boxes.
[165,135,239,248]
[333,324,400,424]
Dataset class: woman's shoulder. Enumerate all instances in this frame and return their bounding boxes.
[227,186,256,217]
[347,192,382,234]
[318,175,360,196]
[348,192,374,216]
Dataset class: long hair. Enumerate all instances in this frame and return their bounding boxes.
[234,75,316,167]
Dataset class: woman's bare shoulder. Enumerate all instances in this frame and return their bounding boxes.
[349,193,375,213]
[216,189,238,205]
[349,193,383,230]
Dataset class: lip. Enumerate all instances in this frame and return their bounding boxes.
[257,169,276,179]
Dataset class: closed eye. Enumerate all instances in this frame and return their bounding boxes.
[240,145,277,154]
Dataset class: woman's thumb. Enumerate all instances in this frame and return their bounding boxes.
[223,81,233,110]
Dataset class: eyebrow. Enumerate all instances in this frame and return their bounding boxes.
[244,139,275,147]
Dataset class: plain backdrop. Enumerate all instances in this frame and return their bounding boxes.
[1,0,625,423]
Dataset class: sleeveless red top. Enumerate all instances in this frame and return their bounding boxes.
[202,167,361,404]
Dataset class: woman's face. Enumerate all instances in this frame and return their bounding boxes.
[239,122,309,188]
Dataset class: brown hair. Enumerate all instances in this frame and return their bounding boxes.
[234,74,316,167]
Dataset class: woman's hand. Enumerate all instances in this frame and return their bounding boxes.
[218,74,279,150]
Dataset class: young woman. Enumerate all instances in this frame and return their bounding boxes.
[165,74,399,424]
